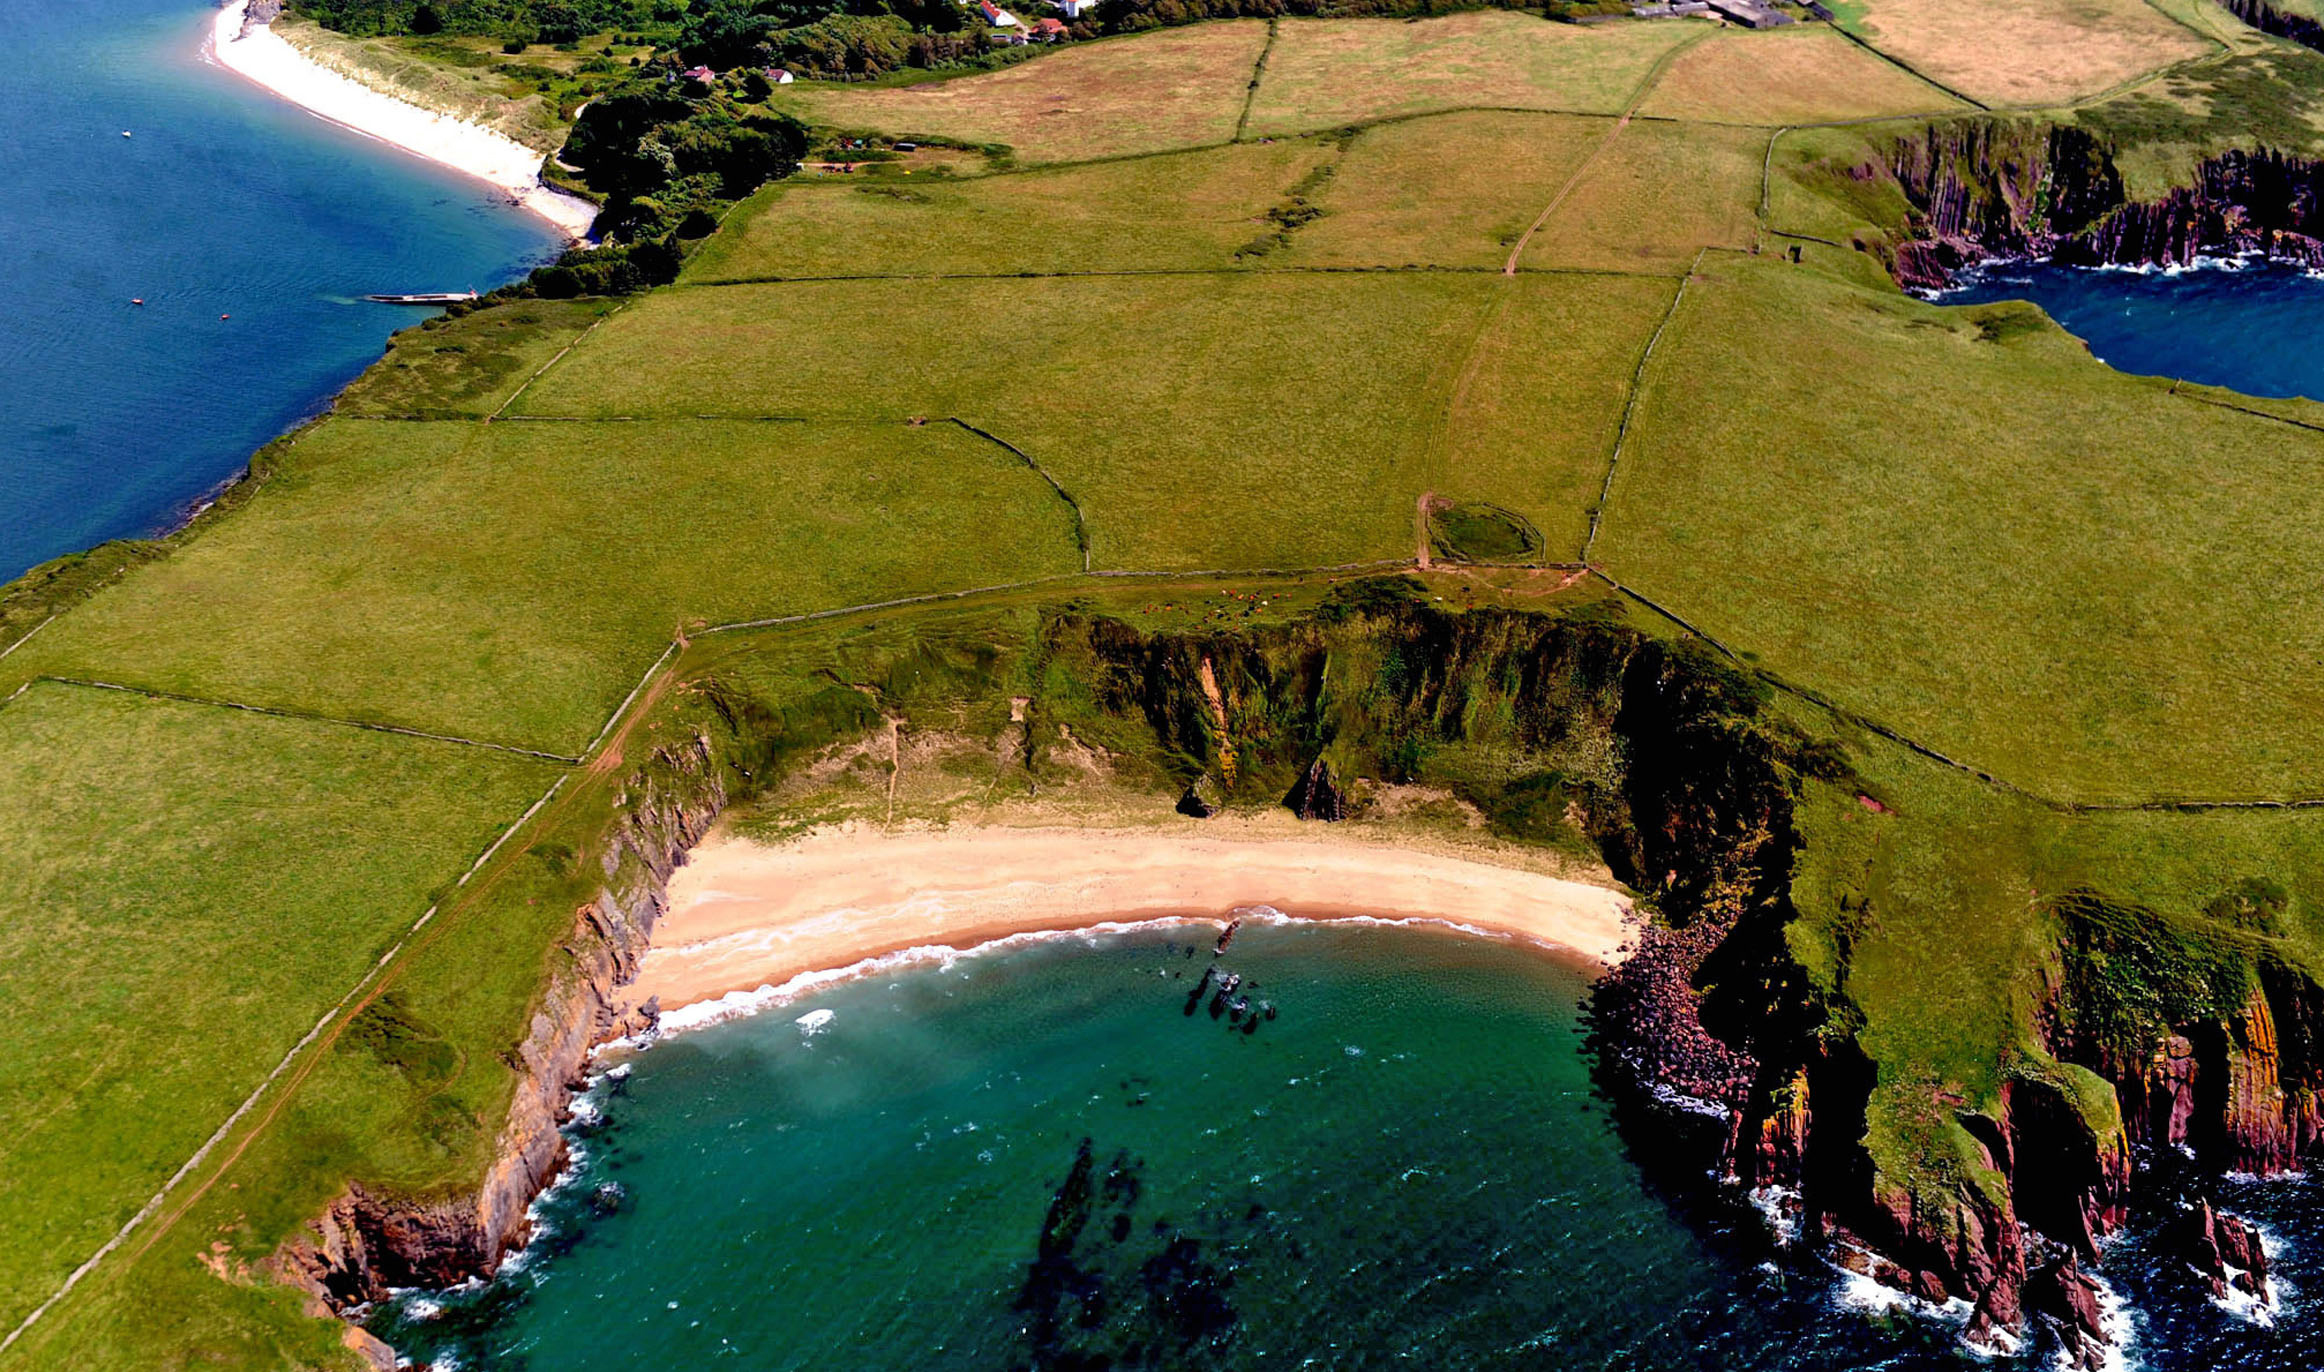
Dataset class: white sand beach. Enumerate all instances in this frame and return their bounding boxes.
[630,824,1638,1026]
[206,1,597,239]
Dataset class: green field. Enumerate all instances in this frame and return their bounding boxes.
[10,420,1081,751]
[770,21,1269,162]
[0,683,563,1335]
[1634,25,1968,125]
[1292,110,1608,269]
[683,139,1339,281]
[13,6,2324,1367]
[1596,254,2324,803]
[1521,118,1768,274]
[1242,11,1701,135]
[508,272,1504,570]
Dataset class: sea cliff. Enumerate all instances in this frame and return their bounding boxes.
[1881,119,2324,290]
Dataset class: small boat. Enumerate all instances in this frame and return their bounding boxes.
[364,290,479,305]
[121,131,132,138]
[130,298,143,306]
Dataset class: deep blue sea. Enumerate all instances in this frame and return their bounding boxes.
[0,0,561,580]
[1945,258,2324,402]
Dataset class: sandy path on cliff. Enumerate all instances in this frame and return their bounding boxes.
[629,823,1637,1017]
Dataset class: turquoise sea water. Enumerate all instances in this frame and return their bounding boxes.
[1945,258,2324,402]
[369,922,2324,1370]
[0,1,561,580]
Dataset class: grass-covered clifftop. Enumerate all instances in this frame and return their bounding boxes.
[20,2,2324,1365]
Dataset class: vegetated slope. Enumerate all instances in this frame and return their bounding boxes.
[13,8,2324,1368]
[0,683,563,1336]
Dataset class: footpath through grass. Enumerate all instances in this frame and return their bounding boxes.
[0,682,563,1337]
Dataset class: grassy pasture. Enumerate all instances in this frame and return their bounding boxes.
[682,139,1336,281]
[335,298,618,418]
[1633,25,1969,125]
[1292,110,1608,269]
[1845,0,2214,107]
[1520,119,1766,274]
[11,421,1081,752]
[1596,255,2324,803]
[1241,12,1703,136]
[1762,122,1909,245]
[0,683,562,1335]
[518,272,1501,572]
[2073,47,2324,193]
[1435,274,1676,558]
[769,21,1268,163]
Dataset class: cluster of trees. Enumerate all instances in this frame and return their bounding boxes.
[678,0,966,69]
[560,79,807,235]
[289,0,667,41]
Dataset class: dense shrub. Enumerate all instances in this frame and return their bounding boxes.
[289,0,657,41]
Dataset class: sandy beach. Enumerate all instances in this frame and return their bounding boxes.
[632,824,1637,1029]
[206,1,596,239]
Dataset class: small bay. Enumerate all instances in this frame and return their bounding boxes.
[369,921,2324,1370]
[1944,258,2324,403]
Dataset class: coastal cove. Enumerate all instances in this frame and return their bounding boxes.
[1943,258,2324,403]
[0,0,563,580]
[30,4,2324,1367]
[374,921,2324,1372]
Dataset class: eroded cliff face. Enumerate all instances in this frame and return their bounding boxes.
[278,733,731,1313]
[1880,120,2324,289]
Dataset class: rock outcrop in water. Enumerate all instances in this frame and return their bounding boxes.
[1879,119,2324,289]
[2167,1198,2273,1304]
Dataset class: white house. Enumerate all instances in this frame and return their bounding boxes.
[1054,0,1094,17]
